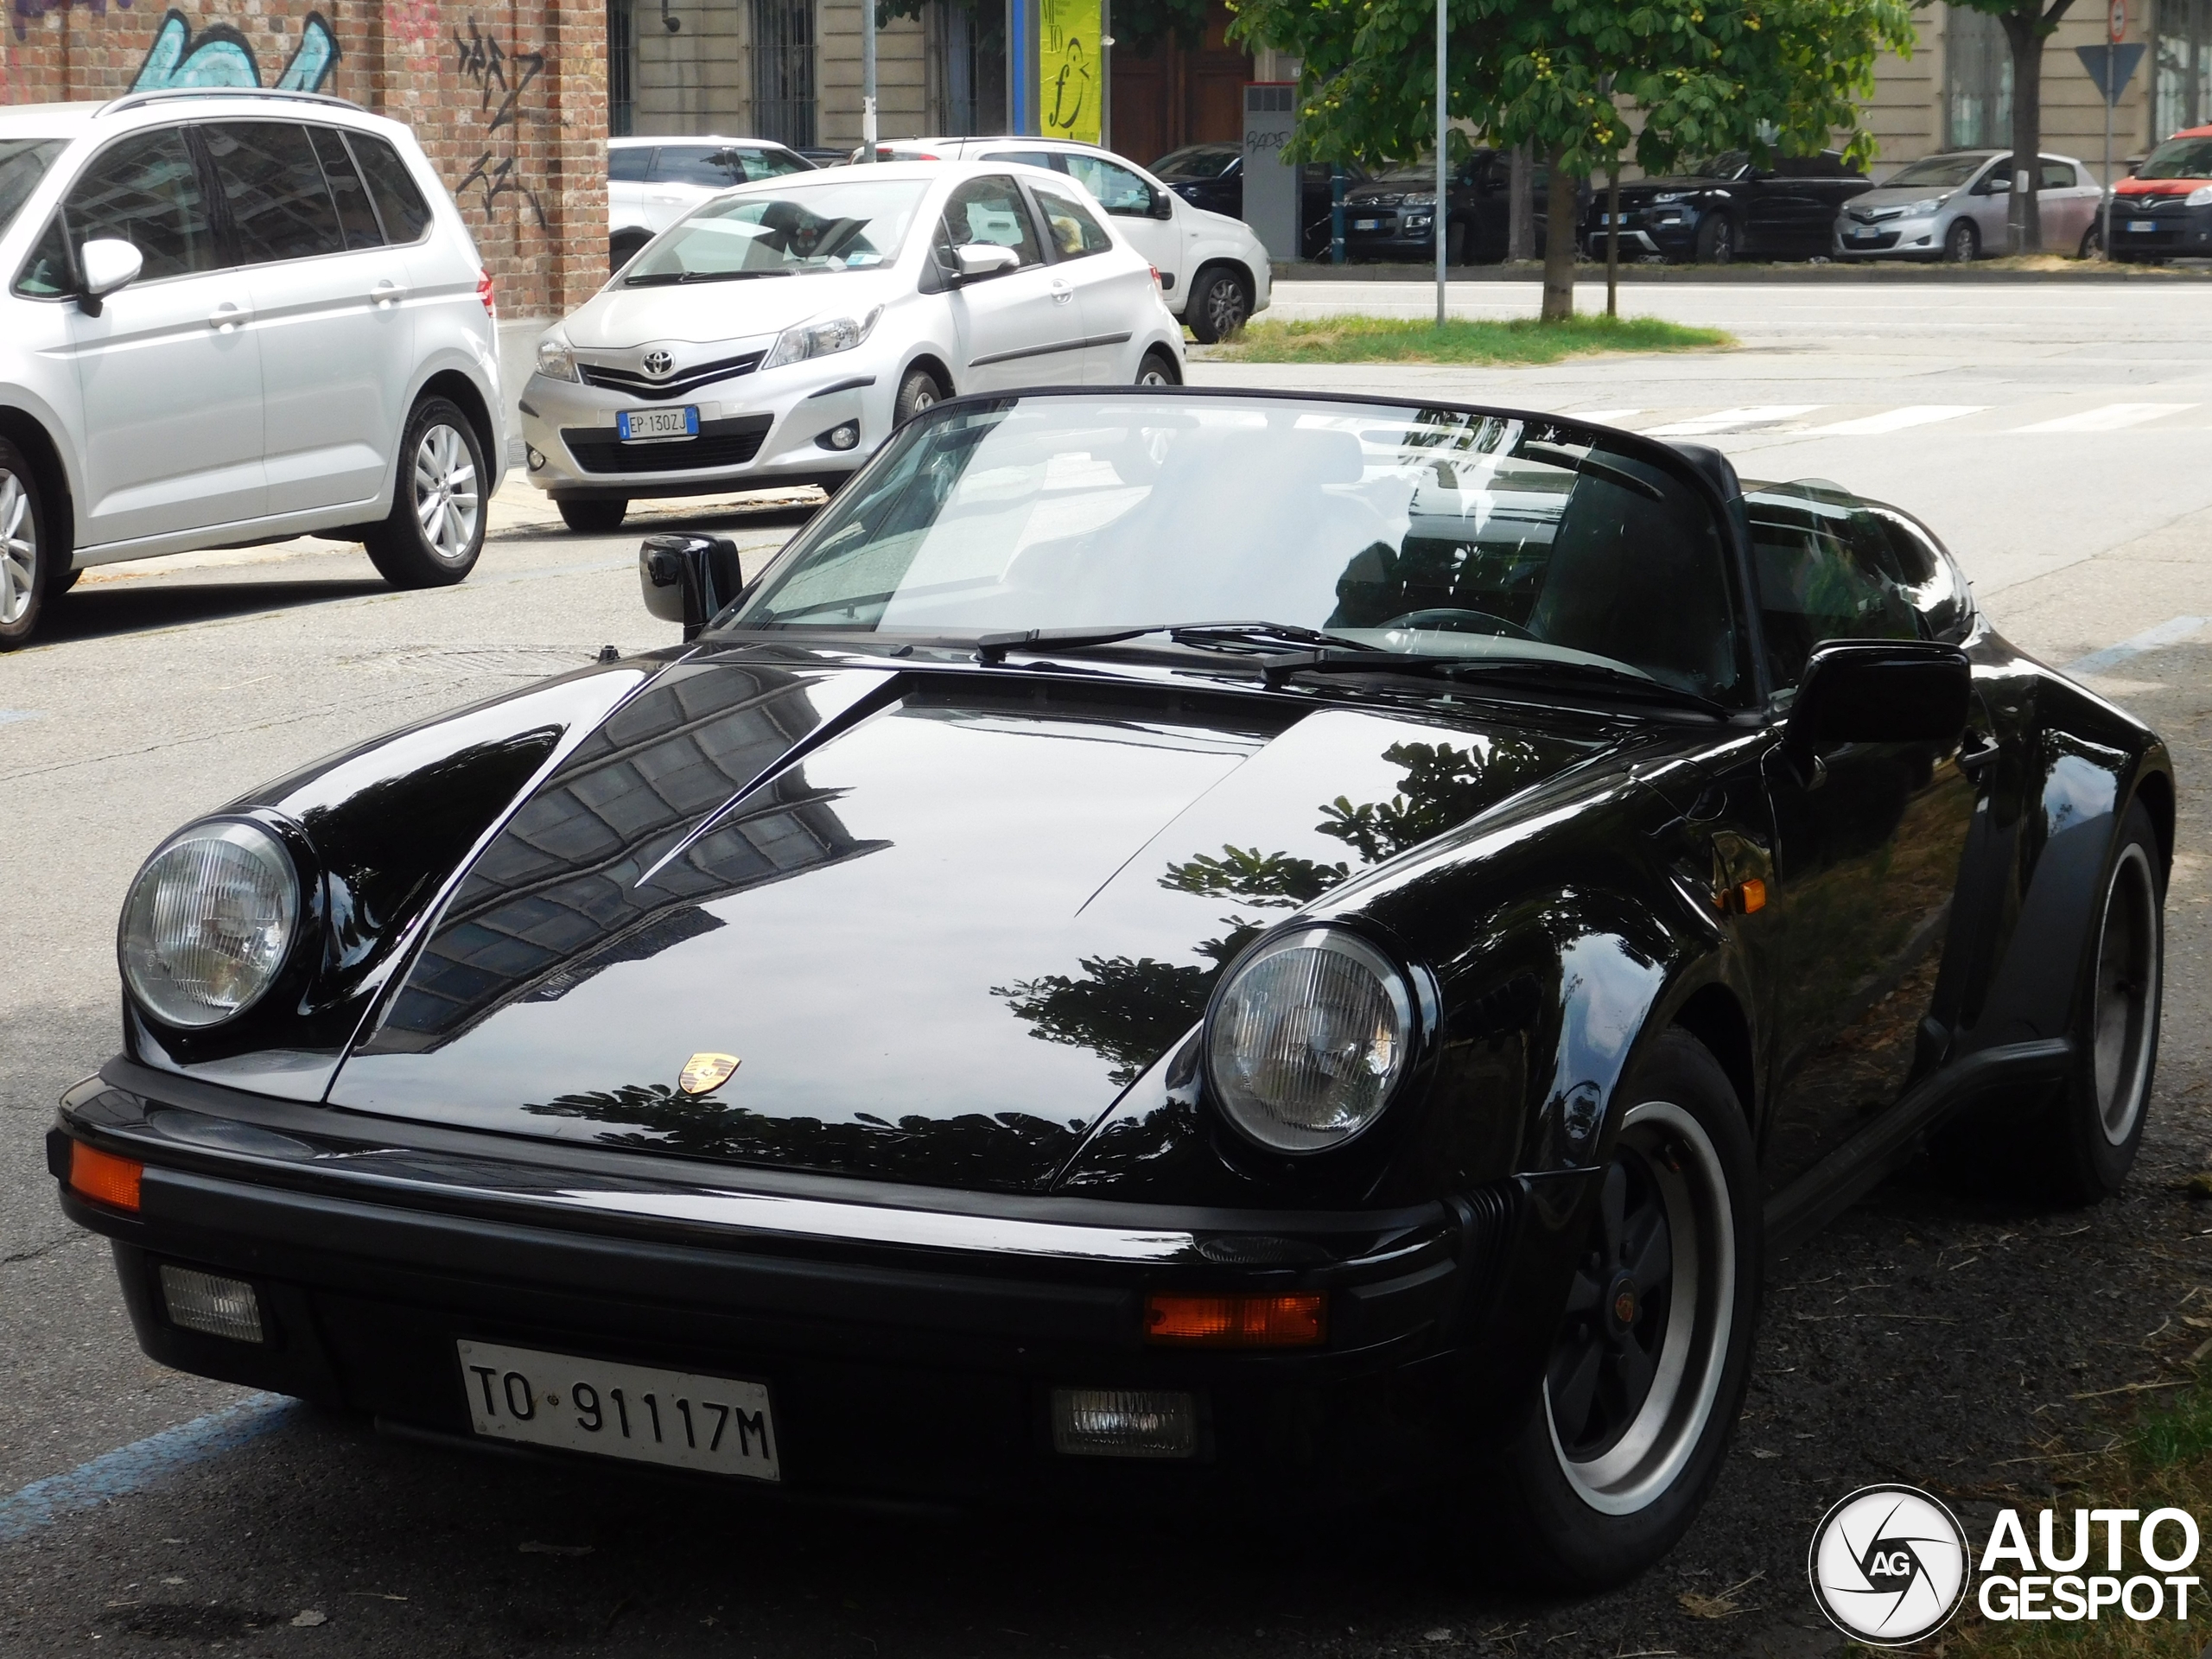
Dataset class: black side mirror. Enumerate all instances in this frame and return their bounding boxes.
[1784,641,1970,776]
[1149,185,1175,219]
[639,532,745,639]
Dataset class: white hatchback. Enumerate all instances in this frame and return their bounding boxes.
[524,161,1185,532]
[607,136,816,271]
[872,136,1272,342]
[0,87,505,647]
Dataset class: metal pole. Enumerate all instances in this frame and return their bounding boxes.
[2102,56,2116,259]
[862,0,879,161]
[1101,0,1112,150]
[1332,165,1346,264]
[1435,0,1446,327]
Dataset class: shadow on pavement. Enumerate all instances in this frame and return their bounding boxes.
[34,579,394,647]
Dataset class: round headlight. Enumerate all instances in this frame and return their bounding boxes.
[1205,927,1415,1154]
[118,821,300,1028]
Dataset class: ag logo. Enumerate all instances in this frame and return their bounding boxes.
[1808,1484,1971,1646]
[643,349,674,377]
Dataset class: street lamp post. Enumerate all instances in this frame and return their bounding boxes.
[1435,0,1446,327]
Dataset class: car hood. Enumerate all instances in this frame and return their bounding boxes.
[1613,175,1726,202]
[2116,178,2204,197]
[1183,202,1255,238]
[563,268,906,350]
[327,650,1614,1192]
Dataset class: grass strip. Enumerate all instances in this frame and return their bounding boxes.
[1204,313,1733,365]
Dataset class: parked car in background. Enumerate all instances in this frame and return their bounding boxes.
[796,146,852,168]
[844,137,1271,342]
[1339,150,1555,263]
[2108,125,2212,262]
[1584,150,1872,264]
[525,161,1185,531]
[608,136,815,270]
[1151,143,1370,259]
[0,86,505,647]
[1836,149,2103,261]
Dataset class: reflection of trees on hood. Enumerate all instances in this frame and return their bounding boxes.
[998,738,1544,1083]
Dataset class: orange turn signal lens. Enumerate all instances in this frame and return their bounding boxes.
[1144,1292,1326,1348]
[68,1142,143,1212]
[1738,877,1767,914]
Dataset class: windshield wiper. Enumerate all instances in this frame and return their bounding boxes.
[1276,651,1732,716]
[623,268,795,287]
[972,620,1383,664]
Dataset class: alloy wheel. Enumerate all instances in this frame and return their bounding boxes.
[0,468,35,627]
[412,423,480,563]
[1545,1098,1736,1515]
[2093,842,2159,1145]
[1205,277,1249,338]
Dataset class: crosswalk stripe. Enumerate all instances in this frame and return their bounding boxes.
[1570,409,1641,423]
[2015,402,2200,433]
[1639,405,1823,436]
[1806,405,1987,435]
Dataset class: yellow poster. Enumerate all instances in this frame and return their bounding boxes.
[1040,0,1102,145]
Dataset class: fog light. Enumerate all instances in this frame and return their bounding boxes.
[1051,1388,1197,1459]
[526,446,547,471]
[818,420,860,452]
[68,1142,142,1211]
[160,1264,264,1344]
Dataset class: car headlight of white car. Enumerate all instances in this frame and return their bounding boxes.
[1904,196,1946,218]
[119,820,301,1028]
[536,333,579,382]
[763,307,884,372]
[1205,926,1416,1154]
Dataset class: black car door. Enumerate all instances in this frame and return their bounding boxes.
[1738,491,1986,1199]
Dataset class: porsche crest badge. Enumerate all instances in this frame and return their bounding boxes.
[677,1052,741,1096]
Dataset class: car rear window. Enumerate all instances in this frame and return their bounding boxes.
[610,144,652,182]
[310,124,385,249]
[350,132,434,243]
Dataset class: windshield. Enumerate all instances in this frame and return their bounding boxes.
[1689,151,1749,179]
[1152,144,1238,181]
[1883,153,1988,189]
[730,396,1747,703]
[624,178,929,283]
[0,138,65,243]
[2139,135,2212,179]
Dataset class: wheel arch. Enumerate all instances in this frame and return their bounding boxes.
[2132,761,2176,882]
[1668,982,1757,1126]
[416,369,499,481]
[899,351,957,402]
[0,405,77,563]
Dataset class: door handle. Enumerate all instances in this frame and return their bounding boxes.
[371,279,410,306]
[207,302,251,333]
[1050,280,1073,303]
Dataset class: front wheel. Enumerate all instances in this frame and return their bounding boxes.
[1472,1029,1761,1591]
[557,498,628,534]
[1185,264,1252,344]
[2078,220,2104,260]
[1943,219,1980,263]
[0,440,53,649]
[893,365,948,425]
[363,397,486,588]
[1135,347,1180,387]
[1694,215,1735,265]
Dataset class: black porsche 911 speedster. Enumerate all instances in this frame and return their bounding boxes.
[51,389,2168,1587]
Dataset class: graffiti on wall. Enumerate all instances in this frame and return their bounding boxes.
[130,7,338,89]
[385,0,438,55]
[11,0,128,44]
[453,16,548,230]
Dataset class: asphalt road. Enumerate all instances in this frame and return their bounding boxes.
[6,278,2212,1656]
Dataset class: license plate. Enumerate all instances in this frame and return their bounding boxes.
[457,1339,779,1481]
[1600,213,1624,226]
[2126,219,2157,232]
[618,406,698,442]
[1847,226,1878,238]
[1353,218,1381,230]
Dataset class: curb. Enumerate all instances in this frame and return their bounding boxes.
[1268,259,2212,285]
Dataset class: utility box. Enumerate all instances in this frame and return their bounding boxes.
[1242,83,1299,261]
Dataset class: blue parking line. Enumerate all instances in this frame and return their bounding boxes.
[0,709,42,726]
[2063,615,2209,678]
[0,1394,293,1545]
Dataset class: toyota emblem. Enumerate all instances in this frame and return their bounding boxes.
[643,349,674,377]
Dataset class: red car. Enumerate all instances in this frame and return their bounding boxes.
[2109,124,2212,261]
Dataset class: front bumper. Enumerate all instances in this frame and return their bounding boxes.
[520,356,885,503]
[51,1063,1577,1510]
[2109,201,2212,256]
[1834,214,1940,257]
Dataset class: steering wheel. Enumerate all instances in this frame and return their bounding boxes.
[1377,607,1535,641]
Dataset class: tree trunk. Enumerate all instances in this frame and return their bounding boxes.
[1541,147,1575,320]
[1605,166,1619,317]
[1508,144,1535,262]
[2001,0,2060,253]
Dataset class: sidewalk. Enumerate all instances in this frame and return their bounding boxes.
[1269,257,2212,283]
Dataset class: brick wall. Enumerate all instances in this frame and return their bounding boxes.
[1,0,607,315]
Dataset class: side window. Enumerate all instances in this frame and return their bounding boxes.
[1748,491,1924,690]
[938,175,1044,267]
[652,145,748,188]
[1869,508,1971,640]
[747,147,811,180]
[979,149,1063,172]
[1061,153,1152,215]
[2041,158,2078,189]
[609,145,652,182]
[15,214,73,297]
[1030,179,1112,258]
[205,122,344,263]
[349,133,433,244]
[309,126,384,250]
[60,126,218,282]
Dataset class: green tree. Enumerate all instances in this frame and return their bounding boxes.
[1940,0,2074,252]
[1230,0,1913,317]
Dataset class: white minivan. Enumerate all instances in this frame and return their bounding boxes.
[0,87,505,646]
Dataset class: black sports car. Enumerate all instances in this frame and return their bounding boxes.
[51,391,2168,1588]
[1584,150,1874,264]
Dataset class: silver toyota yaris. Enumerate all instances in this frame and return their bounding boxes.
[522,161,1188,534]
